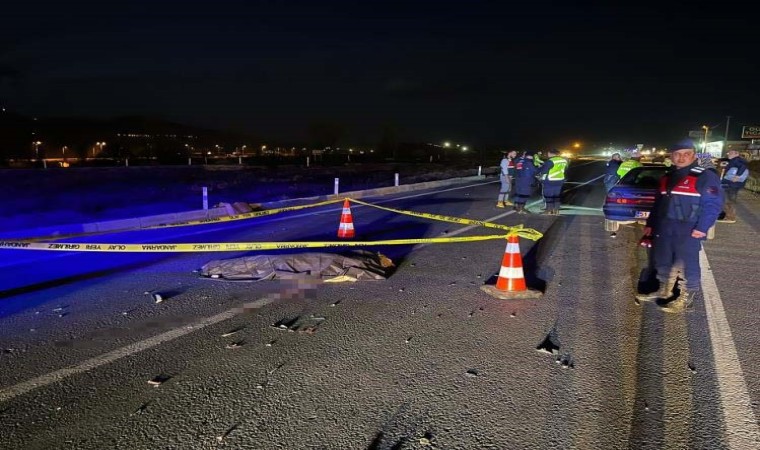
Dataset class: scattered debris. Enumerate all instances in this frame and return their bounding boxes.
[410,263,416,267]
[448,281,456,286]
[420,431,435,446]
[465,368,479,378]
[225,341,245,349]
[216,423,239,442]
[468,310,475,317]
[536,332,561,355]
[265,340,276,347]
[272,316,300,331]
[556,354,575,369]
[147,374,172,387]
[132,401,151,415]
[52,306,68,312]
[688,362,697,373]
[221,326,246,337]
[329,300,342,307]
[58,313,68,318]
[405,337,413,344]
[610,232,617,238]
[510,312,516,318]
[644,401,650,412]
[399,288,405,292]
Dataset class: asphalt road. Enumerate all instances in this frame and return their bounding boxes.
[1,160,758,449]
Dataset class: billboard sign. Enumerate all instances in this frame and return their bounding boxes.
[741,126,760,139]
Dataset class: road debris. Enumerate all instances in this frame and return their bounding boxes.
[147,374,172,387]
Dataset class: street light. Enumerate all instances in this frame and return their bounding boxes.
[33,141,42,159]
[94,141,106,157]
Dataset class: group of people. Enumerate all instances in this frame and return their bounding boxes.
[498,141,751,314]
[497,148,568,215]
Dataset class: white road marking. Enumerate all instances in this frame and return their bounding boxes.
[0,297,274,403]
[699,249,760,448]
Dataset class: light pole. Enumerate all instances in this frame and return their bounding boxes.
[33,141,42,159]
[702,125,709,152]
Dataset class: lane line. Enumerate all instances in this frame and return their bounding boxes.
[0,297,274,403]
[700,249,760,448]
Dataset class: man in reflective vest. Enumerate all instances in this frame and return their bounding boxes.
[537,148,568,215]
[513,150,537,214]
[617,152,642,179]
[635,141,723,312]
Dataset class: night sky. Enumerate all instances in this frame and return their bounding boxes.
[1,0,757,149]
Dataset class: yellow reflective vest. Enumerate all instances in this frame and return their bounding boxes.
[544,156,568,181]
[617,159,642,178]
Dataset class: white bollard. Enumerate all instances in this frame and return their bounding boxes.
[125,158,129,167]
[188,157,192,166]
[42,159,47,169]
[203,186,209,210]
[306,156,310,168]
[395,173,399,186]
[238,156,242,165]
[334,178,339,195]
[429,155,433,163]
[478,165,482,177]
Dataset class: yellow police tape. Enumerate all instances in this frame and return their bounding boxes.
[0,198,543,252]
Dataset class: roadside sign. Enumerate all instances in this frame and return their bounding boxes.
[689,130,712,138]
[741,125,760,139]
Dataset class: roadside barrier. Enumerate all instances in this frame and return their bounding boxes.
[0,198,543,253]
[337,199,355,239]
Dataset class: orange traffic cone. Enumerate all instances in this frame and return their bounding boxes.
[481,235,542,299]
[337,199,355,239]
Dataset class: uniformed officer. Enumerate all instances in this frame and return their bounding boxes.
[635,141,723,312]
[512,150,537,214]
[616,152,643,179]
[537,149,568,215]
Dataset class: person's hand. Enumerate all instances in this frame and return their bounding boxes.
[643,226,652,236]
[692,229,706,239]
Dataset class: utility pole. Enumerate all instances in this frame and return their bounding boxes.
[724,116,731,154]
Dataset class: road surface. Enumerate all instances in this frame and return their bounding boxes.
[1,160,758,449]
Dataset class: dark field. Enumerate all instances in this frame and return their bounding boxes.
[2,163,492,233]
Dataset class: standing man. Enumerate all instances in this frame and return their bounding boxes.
[537,148,568,215]
[496,150,517,208]
[604,152,622,192]
[717,149,749,224]
[635,141,723,312]
[513,150,537,214]
[616,151,643,179]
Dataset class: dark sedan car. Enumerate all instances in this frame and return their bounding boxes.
[603,165,669,232]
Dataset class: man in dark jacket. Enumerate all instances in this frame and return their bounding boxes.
[512,151,538,214]
[717,149,749,223]
[635,141,723,312]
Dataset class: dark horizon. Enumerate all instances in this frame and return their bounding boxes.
[2,1,758,149]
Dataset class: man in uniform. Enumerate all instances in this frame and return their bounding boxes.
[537,148,568,215]
[512,150,537,214]
[616,151,643,179]
[635,141,723,312]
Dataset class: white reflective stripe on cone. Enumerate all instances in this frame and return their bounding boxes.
[343,208,351,214]
[499,266,525,279]
[339,223,354,230]
[505,243,520,253]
